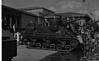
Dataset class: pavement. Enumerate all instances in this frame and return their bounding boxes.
[12,45,83,61]
[12,45,57,61]
[12,45,99,61]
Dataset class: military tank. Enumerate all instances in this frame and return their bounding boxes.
[22,12,92,52]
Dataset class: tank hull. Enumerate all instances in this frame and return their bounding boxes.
[22,32,79,51]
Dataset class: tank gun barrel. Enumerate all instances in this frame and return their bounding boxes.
[84,20,99,28]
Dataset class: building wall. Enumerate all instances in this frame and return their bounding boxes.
[2,5,21,30]
[20,14,38,28]
[22,8,55,27]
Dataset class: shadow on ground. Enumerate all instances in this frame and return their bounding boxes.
[40,44,84,61]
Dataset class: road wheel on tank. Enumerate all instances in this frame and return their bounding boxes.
[65,45,72,51]
[42,43,46,48]
[30,39,36,47]
[45,40,51,48]
[56,44,62,50]
[26,38,34,48]
[49,44,56,49]
[65,38,79,51]
[70,39,79,51]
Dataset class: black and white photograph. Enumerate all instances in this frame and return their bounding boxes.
[2,0,99,61]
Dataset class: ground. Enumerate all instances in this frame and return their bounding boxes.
[12,45,57,61]
[12,45,99,61]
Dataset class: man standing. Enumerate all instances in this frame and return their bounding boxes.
[14,31,21,45]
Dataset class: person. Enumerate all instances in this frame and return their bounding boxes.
[13,25,16,32]
[14,32,21,45]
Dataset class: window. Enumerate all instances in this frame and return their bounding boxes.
[2,15,9,30]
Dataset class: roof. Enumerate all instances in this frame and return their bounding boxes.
[44,12,89,18]
[2,5,38,17]
[56,12,88,16]
[20,7,55,13]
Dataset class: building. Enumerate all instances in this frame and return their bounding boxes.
[21,7,55,25]
[20,10,38,30]
[2,5,38,32]
[2,5,21,30]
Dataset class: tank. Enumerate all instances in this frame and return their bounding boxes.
[22,12,92,52]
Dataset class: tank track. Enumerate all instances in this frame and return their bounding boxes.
[23,38,79,51]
